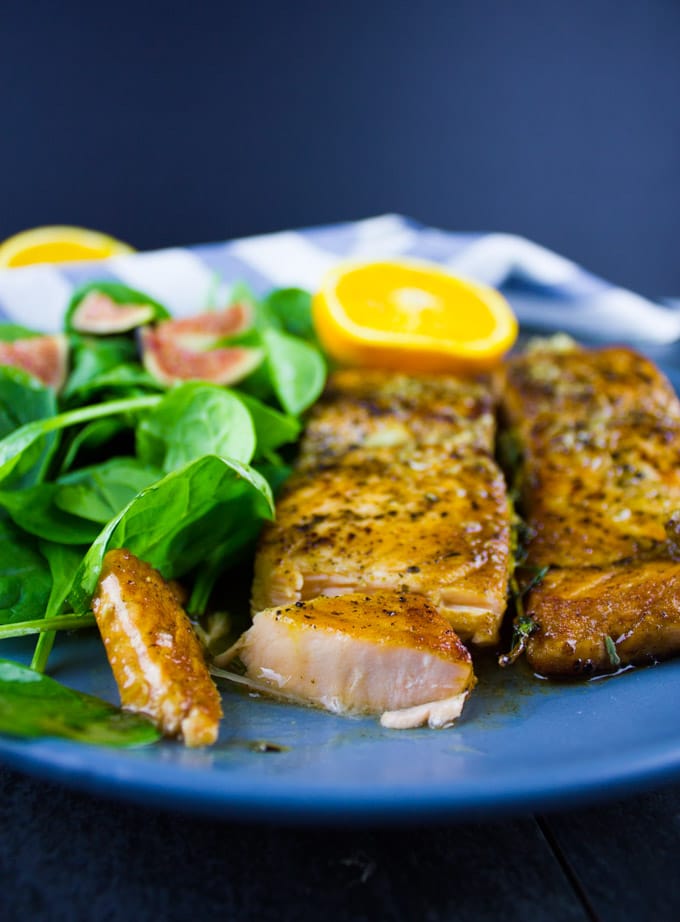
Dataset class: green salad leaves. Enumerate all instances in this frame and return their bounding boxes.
[0,279,325,745]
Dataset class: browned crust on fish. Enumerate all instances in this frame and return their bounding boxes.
[525,562,680,675]
[503,340,680,674]
[92,548,223,746]
[252,447,511,645]
[298,368,495,467]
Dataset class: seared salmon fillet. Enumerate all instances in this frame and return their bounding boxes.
[502,339,680,674]
[253,370,511,647]
[298,368,495,467]
[92,548,223,746]
[503,341,680,437]
[222,592,474,728]
[525,562,680,675]
[253,448,511,645]
[518,411,680,568]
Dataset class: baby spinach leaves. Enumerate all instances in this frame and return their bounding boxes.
[0,278,326,747]
[0,520,53,624]
[136,383,256,472]
[0,659,160,747]
[70,455,274,611]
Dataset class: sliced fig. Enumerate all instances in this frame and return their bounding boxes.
[70,290,156,334]
[0,334,68,390]
[141,327,263,386]
[152,302,254,345]
[65,281,170,334]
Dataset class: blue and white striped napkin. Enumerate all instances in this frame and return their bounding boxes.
[1,214,678,344]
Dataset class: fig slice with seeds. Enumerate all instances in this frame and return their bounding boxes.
[152,302,254,343]
[65,281,170,334]
[141,327,264,386]
[140,302,261,386]
[0,334,69,390]
[70,290,157,334]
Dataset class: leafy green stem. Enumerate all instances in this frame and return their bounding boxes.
[0,613,96,640]
[30,631,56,671]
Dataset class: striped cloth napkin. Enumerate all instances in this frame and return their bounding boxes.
[0,214,677,344]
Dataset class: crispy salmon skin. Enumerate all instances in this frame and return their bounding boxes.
[92,549,223,746]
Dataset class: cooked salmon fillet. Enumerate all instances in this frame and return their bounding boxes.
[244,367,512,725]
[298,368,495,468]
[252,447,511,645]
[518,411,680,568]
[525,562,680,674]
[253,367,511,645]
[221,592,474,728]
[502,339,680,674]
[92,549,223,746]
[503,341,680,437]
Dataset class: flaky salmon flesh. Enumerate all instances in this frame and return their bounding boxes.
[219,592,475,728]
[92,549,222,746]
[502,339,680,674]
[253,369,511,647]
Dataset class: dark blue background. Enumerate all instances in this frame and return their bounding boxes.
[2,0,679,295]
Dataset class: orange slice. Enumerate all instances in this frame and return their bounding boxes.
[313,258,518,374]
[0,226,134,268]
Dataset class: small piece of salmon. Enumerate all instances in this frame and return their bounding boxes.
[92,548,223,746]
[502,340,680,674]
[222,592,474,728]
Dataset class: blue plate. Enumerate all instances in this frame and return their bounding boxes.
[2,324,680,822]
[1,629,680,823]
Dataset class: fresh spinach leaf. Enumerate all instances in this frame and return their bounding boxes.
[0,659,160,747]
[0,520,52,624]
[0,394,160,486]
[0,365,58,488]
[0,458,160,544]
[71,364,162,401]
[55,458,161,523]
[41,542,85,618]
[235,393,300,456]
[262,327,326,415]
[59,417,129,473]
[136,383,256,472]
[263,288,316,341]
[0,483,101,544]
[0,324,42,342]
[70,454,274,611]
[62,335,139,400]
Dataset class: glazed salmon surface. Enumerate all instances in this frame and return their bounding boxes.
[525,562,680,675]
[297,368,496,467]
[226,592,474,728]
[253,369,512,647]
[503,339,680,674]
[92,548,223,746]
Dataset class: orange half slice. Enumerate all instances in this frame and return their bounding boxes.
[313,258,518,374]
[0,226,134,268]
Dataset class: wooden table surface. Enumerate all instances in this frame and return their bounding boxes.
[2,764,679,921]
